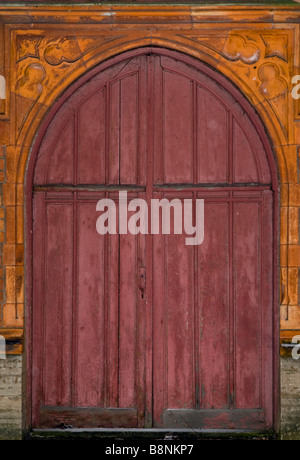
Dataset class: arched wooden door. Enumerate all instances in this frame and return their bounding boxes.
[30,49,277,432]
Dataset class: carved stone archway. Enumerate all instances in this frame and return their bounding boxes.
[0,4,300,439]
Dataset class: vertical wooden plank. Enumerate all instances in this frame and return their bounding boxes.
[105,199,119,407]
[166,238,194,409]
[76,199,105,407]
[164,196,194,409]
[261,190,274,427]
[233,118,259,184]
[77,88,106,184]
[152,194,194,421]
[46,116,75,184]
[136,218,147,427]
[108,57,147,186]
[144,54,154,428]
[161,67,193,183]
[43,200,73,407]
[234,200,261,409]
[152,227,166,427]
[137,58,148,188]
[198,200,230,409]
[118,228,137,407]
[120,74,139,185]
[153,57,163,185]
[109,80,120,185]
[196,87,228,183]
[228,191,234,407]
[32,192,45,426]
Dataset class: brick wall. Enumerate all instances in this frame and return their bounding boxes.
[0,146,5,319]
[1,144,24,329]
[280,147,300,331]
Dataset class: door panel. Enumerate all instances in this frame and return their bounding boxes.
[34,56,148,187]
[161,71,194,183]
[196,87,229,183]
[198,199,230,410]
[32,51,275,432]
[42,199,73,408]
[234,200,262,409]
[76,199,106,407]
[46,117,75,184]
[152,191,272,429]
[33,193,146,428]
[77,89,106,184]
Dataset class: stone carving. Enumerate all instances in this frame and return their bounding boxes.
[177,33,260,65]
[16,63,46,138]
[178,31,290,68]
[44,36,123,66]
[16,35,43,62]
[222,34,260,64]
[16,62,46,99]
[258,63,287,99]
[258,62,289,138]
[44,36,84,65]
[260,34,288,62]
[13,30,292,139]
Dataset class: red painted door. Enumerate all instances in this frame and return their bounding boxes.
[31,50,275,432]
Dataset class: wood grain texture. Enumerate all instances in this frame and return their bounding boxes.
[31,51,275,431]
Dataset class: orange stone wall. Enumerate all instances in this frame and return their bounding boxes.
[0,4,300,353]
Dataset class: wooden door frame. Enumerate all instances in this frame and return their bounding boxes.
[24,46,280,435]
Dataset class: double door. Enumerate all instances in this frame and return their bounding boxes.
[32,53,274,431]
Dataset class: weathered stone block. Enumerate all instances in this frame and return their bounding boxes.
[0,355,22,440]
[281,357,300,440]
